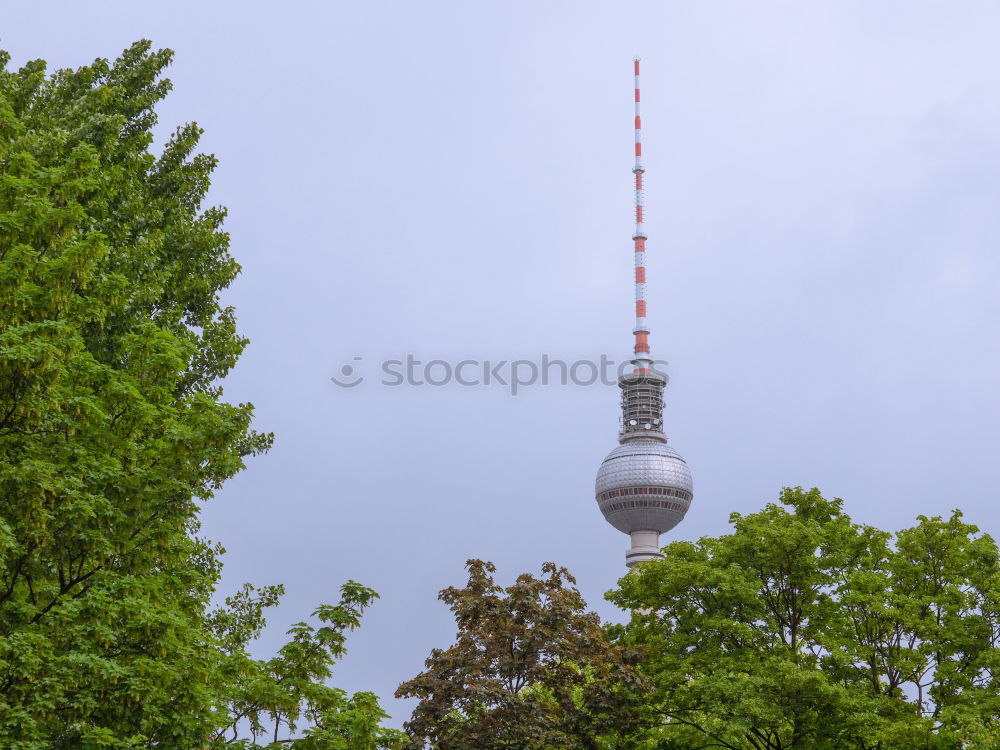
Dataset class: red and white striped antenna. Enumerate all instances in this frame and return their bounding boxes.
[632,58,651,375]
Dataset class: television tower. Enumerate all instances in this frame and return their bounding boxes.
[595,59,694,568]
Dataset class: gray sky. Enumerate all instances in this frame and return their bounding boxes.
[5,0,1000,726]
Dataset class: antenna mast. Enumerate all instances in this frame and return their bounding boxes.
[632,58,651,376]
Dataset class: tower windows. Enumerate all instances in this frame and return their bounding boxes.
[601,499,687,513]
[597,487,692,503]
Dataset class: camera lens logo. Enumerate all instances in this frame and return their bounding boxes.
[330,356,364,388]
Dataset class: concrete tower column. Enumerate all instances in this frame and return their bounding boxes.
[626,530,664,568]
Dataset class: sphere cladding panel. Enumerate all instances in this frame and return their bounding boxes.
[595,439,693,534]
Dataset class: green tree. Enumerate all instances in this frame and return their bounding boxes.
[208,581,406,749]
[397,559,648,750]
[608,488,1000,749]
[0,42,402,748]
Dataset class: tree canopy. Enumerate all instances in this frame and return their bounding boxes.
[0,41,403,749]
[397,559,647,749]
[609,487,1000,749]
[209,580,406,749]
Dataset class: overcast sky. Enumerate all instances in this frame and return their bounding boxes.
[5,0,1000,726]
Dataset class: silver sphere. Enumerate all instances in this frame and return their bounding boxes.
[595,438,693,535]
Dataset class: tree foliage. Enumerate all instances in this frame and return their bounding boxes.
[397,559,647,749]
[0,42,401,748]
[209,581,406,749]
[609,488,1000,749]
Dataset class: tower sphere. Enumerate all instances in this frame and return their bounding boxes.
[595,438,693,536]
